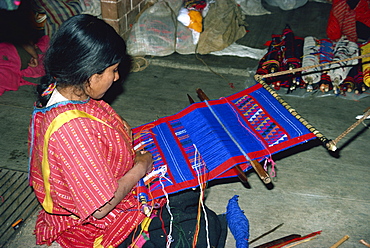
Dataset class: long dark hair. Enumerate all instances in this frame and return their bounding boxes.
[36,14,127,107]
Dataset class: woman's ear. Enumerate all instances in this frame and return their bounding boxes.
[85,74,98,94]
[89,73,100,85]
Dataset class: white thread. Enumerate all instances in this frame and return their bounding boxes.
[159,171,174,247]
[133,138,153,150]
[143,165,170,183]
[193,145,210,248]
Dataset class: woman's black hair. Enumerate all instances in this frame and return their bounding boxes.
[36,14,127,107]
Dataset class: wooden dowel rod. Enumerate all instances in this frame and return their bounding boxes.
[330,108,370,148]
[330,235,349,248]
[233,163,249,183]
[284,236,318,248]
[250,160,271,184]
[360,239,370,247]
[249,223,284,245]
[196,88,210,101]
[255,53,370,80]
[187,94,195,104]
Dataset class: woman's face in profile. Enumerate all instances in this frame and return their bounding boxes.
[85,63,120,99]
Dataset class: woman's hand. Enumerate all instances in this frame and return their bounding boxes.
[28,56,39,67]
[134,150,153,176]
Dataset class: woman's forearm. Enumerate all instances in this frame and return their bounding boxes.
[92,157,150,219]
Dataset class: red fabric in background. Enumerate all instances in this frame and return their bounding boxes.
[0,35,49,96]
[327,0,370,42]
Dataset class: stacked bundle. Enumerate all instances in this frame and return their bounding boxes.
[256,25,369,98]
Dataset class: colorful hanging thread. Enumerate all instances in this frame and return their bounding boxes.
[41,82,57,96]
[159,168,174,248]
[192,145,210,248]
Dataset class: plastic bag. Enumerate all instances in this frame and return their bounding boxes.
[234,0,271,16]
[196,0,247,54]
[126,1,196,56]
[265,0,308,11]
[210,43,267,60]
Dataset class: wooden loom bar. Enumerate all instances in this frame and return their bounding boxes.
[255,79,336,151]
[195,88,271,184]
[254,52,370,81]
[331,107,370,147]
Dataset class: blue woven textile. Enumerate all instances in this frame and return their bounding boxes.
[133,83,316,199]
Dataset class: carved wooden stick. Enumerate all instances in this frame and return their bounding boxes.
[254,234,301,248]
[330,235,349,248]
[187,94,195,104]
[360,239,370,248]
[329,108,370,149]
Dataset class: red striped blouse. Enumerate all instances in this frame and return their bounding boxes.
[29,99,148,247]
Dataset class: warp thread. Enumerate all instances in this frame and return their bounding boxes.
[159,170,174,248]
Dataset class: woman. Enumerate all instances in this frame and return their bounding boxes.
[28,14,164,247]
[29,14,227,248]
